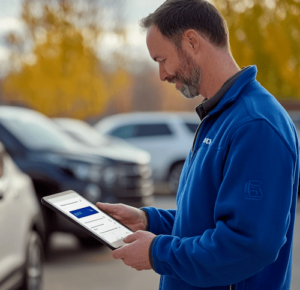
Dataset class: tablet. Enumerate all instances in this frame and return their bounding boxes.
[41,190,133,249]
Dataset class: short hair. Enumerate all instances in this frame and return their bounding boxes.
[140,0,229,50]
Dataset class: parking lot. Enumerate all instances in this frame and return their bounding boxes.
[43,195,300,290]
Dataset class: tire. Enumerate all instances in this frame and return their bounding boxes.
[19,231,44,290]
[168,162,184,195]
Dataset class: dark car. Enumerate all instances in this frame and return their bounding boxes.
[0,106,153,248]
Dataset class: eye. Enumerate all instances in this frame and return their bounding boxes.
[160,59,166,64]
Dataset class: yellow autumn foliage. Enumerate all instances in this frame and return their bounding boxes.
[213,0,300,100]
[3,0,130,119]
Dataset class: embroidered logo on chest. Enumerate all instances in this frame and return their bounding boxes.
[203,138,212,145]
[244,180,263,200]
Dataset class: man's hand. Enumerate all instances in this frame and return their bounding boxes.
[96,202,148,232]
[112,231,156,271]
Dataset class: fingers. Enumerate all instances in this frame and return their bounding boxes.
[112,233,137,260]
[96,202,117,214]
[111,231,153,271]
[112,247,125,260]
[96,202,110,211]
[123,233,137,244]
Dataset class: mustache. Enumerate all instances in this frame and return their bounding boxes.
[166,77,176,84]
[167,75,181,84]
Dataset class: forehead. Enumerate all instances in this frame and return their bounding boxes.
[146,26,177,61]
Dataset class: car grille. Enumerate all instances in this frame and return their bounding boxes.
[103,163,153,197]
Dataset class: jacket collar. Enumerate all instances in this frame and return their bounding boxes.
[196,65,257,120]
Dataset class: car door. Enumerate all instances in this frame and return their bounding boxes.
[108,122,176,181]
[0,145,24,283]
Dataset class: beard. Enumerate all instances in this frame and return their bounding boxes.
[167,50,201,99]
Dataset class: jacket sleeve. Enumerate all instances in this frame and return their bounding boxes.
[141,207,177,235]
[149,120,298,287]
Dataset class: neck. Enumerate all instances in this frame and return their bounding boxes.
[198,49,240,99]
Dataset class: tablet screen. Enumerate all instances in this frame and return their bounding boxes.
[47,192,132,246]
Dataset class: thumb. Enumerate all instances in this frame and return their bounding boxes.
[123,233,137,244]
[96,202,114,213]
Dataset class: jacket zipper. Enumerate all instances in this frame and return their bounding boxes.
[191,115,209,159]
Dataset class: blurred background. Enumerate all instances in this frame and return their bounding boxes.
[0,0,299,290]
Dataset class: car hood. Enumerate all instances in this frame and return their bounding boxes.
[29,142,150,166]
[64,136,151,164]
[29,149,107,166]
[87,145,150,164]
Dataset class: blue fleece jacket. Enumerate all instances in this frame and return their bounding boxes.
[144,66,299,290]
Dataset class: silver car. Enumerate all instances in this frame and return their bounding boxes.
[0,143,44,290]
[94,112,200,194]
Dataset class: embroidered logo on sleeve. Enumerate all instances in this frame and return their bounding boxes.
[244,180,263,200]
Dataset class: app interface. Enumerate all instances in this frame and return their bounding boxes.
[50,194,132,244]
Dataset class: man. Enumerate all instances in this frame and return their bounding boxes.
[97,1,299,289]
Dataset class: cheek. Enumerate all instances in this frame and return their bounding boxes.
[164,63,178,77]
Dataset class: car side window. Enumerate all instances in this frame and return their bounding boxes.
[110,125,137,139]
[109,123,173,139]
[134,124,173,138]
[184,122,199,134]
[0,125,20,155]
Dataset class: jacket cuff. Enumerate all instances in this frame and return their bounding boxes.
[149,236,157,270]
[141,207,166,234]
[140,208,150,231]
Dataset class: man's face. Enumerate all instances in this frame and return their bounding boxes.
[146,26,201,99]
[170,49,201,99]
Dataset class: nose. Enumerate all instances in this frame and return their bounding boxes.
[159,63,170,82]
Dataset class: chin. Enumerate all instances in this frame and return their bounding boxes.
[180,87,198,99]
[180,91,198,100]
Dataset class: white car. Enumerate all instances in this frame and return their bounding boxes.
[0,142,44,290]
[94,112,200,194]
[52,117,150,162]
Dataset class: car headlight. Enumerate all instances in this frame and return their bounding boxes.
[71,164,102,183]
[41,153,67,166]
[72,164,90,180]
[85,184,102,203]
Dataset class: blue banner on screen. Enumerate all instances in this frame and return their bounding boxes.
[70,206,98,219]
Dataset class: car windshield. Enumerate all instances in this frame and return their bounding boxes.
[0,113,79,151]
[58,121,108,147]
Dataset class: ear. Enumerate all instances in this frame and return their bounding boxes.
[182,29,201,55]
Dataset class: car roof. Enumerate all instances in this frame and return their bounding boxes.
[0,106,44,120]
[95,111,199,131]
[53,117,91,128]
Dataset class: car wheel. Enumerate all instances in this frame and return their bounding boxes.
[19,231,43,290]
[168,162,184,195]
